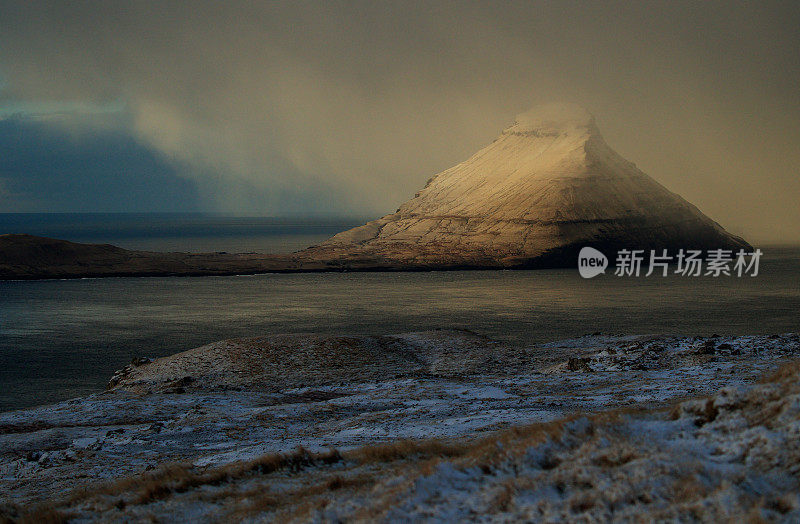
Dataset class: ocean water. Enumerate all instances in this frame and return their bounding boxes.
[0,214,798,411]
[0,213,365,253]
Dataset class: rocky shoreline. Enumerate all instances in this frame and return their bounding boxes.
[0,234,584,280]
[0,234,334,280]
[2,330,799,521]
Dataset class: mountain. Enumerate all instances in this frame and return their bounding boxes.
[302,103,750,268]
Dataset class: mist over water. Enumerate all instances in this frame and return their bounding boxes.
[1,241,798,411]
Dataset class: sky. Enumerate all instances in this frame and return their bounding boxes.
[0,1,798,243]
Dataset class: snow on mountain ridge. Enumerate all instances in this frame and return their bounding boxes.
[301,103,750,268]
[505,102,595,136]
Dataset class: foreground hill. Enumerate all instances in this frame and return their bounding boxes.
[1,331,799,521]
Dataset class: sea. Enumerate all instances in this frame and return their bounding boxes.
[1,213,798,412]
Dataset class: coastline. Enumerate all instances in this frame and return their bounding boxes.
[0,233,568,280]
[0,233,757,280]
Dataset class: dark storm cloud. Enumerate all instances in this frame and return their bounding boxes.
[0,115,200,212]
[0,1,798,241]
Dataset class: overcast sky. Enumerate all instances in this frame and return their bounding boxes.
[0,1,798,243]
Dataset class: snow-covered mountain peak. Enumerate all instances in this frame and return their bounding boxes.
[305,103,750,268]
[506,102,595,136]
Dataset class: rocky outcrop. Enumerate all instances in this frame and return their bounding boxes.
[106,329,535,394]
[301,103,750,268]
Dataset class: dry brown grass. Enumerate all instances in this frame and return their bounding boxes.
[667,359,800,428]
[668,397,721,427]
[62,446,343,511]
[758,360,800,384]
[347,438,467,464]
[229,471,376,521]
[490,479,516,512]
[745,359,800,428]
[592,444,638,468]
[459,413,590,469]
[334,416,596,521]
[670,472,707,503]
[2,503,72,524]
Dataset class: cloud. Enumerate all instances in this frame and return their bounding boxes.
[0,115,201,212]
[0,177,11,202]
[0,1,798,240]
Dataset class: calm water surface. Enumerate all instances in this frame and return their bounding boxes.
[0,213,364,253]
[0,215,798,411]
